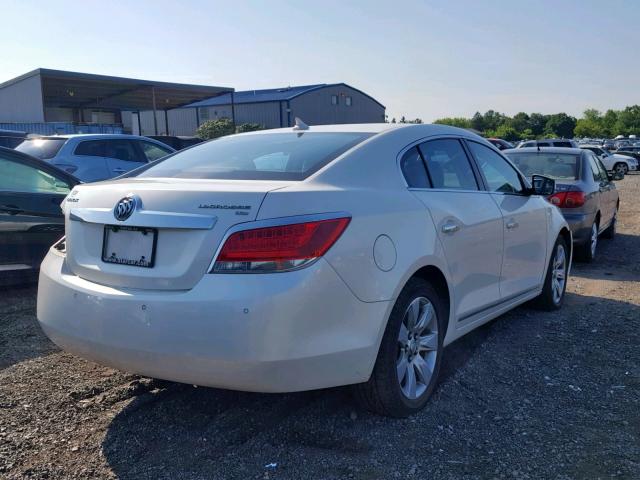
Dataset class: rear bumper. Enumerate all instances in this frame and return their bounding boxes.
[561,212,595,244]
[37,251,389,392]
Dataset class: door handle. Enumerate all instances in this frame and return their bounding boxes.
[506,219,519,230]
[441,221,460,234]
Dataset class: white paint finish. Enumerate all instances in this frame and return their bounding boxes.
[373,235,396,272]
[36,123,570,393]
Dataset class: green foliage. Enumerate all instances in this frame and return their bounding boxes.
[196,118,235,140]
[431,105,640,140]
[236,123,265,133]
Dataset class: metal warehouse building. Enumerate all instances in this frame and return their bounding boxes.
[134,83,386,136]
[0,69,385,136]
[0,68,232,135]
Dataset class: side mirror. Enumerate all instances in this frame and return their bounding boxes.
[531,174,555,196]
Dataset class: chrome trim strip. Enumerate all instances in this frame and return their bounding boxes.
[69,207,216,230]
[207,211,352,274]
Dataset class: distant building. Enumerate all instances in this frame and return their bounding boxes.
[0,68,231,135]
[133,83,386,136]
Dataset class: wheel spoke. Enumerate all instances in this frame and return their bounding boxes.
[413,355,433,385]
[396,352,408,382]
[405,363,417,398]
[418,333,438,351]
[415,302,433,333]
[406,300,420,330]
[398,323,409,345]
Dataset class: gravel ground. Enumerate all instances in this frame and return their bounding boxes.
[1,176,639,480]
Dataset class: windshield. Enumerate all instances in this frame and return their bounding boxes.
[16,138,67,160]
[135,132,373,181]
[505,152,580,180]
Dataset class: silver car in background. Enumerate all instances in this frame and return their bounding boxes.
[504,147,619,262]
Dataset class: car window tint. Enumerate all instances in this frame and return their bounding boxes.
[104,140,142,162]
[400,147,429,188]
[595,158,609,181]
[554,141,572,148]
[418,139,478,190]
[15,138,66,160]
[537,142,550,147]
[507,152,579,180]
[140,141,172,162]
[136,132,373,181]
[0,156,70,194]
[75,140,106,157]
[587,154,602,182]
[468,141,523,193]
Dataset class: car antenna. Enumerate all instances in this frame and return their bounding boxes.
[293,117,309,131]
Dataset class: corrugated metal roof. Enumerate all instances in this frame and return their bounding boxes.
[186,84,327,107]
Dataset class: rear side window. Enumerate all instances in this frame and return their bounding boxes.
[75,140,106,157]
[400,147,429,188]
[15,138,66,160]
[136,132,373,181]
[419,139,478,190]
[553,141,573,148]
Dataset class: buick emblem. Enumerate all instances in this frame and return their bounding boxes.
[113,195,137,221]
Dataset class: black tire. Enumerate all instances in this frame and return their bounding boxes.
[576,220,598,263]
[533,236,568,311]
[613,163,627,177]
[353,278,445,418]
[602,208,617,239]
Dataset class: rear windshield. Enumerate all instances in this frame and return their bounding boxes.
[505,152,580,180]
[135,132,373,181]
[16,138,66,160]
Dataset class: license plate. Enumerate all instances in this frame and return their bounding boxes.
[102,225,157,268]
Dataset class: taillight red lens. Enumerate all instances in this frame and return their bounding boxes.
[547,191,585,208]
[213,217,350,273]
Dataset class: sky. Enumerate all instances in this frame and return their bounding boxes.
[1,0,639,122]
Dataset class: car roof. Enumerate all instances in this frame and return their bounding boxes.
[504,147,584,154]
[28,134,158,140]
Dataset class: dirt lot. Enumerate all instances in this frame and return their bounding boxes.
[1,176,639,480]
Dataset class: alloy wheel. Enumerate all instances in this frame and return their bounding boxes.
[396,297,438,400]
[551,244,567,304]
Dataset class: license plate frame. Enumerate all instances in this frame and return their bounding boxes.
[101,225,158,268]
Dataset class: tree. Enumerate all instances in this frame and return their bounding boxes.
[433,117,472,129]
[488,124,520,141]
[544,113,576,138]
[470,112,484,132]
[196,118,235,140]
[528,113,547,137]
[615,105,640,136]
[510,112,530,133]
[236,123,264,133]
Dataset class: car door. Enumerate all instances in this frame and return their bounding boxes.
[466,140,549,300]
[0,151,73,273]
[104,139,147,178]
[402,138,504,321]
[71,140,111,181]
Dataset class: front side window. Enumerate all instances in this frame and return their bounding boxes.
[468,141,524,194]
[140,141,172,162]
[0,156,71,194]
[400,147,429,188]
[136,132,373,181]
[419,139,478,190]
[15,138,66,160]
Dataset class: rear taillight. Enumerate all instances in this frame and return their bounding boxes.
[212,217,351,273]
[548,191,586,208]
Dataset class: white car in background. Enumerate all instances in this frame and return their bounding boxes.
[16,134,175,182]
[580,145,638,175]
[37,123,571,417]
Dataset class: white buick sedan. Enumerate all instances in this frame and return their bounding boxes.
[37,123,571,417]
